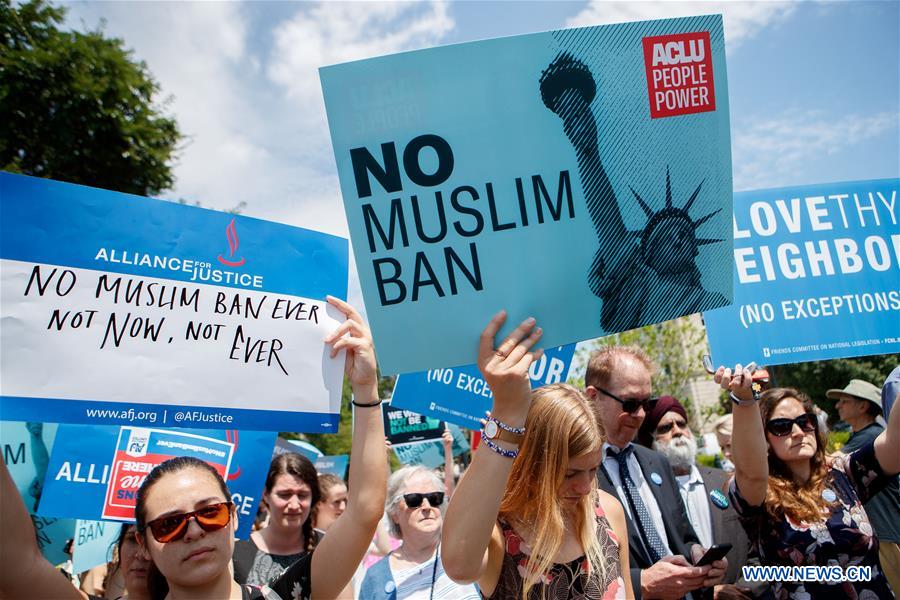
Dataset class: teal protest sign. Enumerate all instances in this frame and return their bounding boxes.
[383,401,444,446]
[321,15,733,373]
[73,520,121,572]
[393,423,470,469]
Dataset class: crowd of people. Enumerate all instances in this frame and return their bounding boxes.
[0,305,897,600]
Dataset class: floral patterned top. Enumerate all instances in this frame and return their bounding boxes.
[729,439,896,599]
[486,503,626,600]
[243,553,311,600]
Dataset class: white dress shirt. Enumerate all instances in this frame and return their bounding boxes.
[676,465,714,549]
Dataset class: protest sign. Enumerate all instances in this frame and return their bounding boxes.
[39,425,274,539]
[273,437,323,462]
[72,519,121,573]
[383,401,444,446]
[392,423,469,469]
[314,455,349,478]
[320,15,733,373]
[704,179,899,366]
[0,421,75,565]
[389,344,576,429]
[0,173,348,432]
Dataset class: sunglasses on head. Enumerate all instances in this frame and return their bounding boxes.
[403,492,444,508]
[144,501,233,543]
[766,413,817,437]
[595,387,659,415]
[655,418,688,435]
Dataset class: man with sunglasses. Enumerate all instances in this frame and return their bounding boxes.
[830,379,900,593]
[584,346,727,600]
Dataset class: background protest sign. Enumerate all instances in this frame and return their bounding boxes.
[314,455,349,478]
[0,173,348,432]
[393,423,469,469]
[390,344,576,429]
[39,425,274,539]
[704,179,899,366]
[383,401,444,446]
[321,15,733,374]
[72,519,121,573]
[0,421,76,565]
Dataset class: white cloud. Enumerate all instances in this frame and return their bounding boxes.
[566,1,798,50]
[732,109,899,190]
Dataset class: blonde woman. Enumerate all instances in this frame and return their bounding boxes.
[442,312,632,599]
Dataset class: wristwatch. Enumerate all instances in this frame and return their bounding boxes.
[483,417,525,444]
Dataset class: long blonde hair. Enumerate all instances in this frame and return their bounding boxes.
[498,384,608,599]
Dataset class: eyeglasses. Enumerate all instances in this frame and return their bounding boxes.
[766,413,817,437]
[144,501,233,543]
[655,418,688,435]
[594,387,659,415]
[403,492,444,508]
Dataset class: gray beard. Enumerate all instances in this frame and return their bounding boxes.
[653,435,698,474]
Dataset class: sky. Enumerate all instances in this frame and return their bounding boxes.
[63,0,899,313]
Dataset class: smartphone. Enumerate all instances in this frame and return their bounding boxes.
[694,543,732,566]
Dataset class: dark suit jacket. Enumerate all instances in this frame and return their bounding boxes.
[597,444,700,599]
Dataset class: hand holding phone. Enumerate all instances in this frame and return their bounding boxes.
[694,543,732,566]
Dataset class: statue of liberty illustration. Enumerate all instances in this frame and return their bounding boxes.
[540,52,726,331]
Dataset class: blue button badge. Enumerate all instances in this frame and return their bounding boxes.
[650,472,663,485]
[710,488,729,509]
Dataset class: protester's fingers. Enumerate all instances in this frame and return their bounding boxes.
[324,318,365,343]
[330,335,368,358]
[714,365,726,384]
[326,295,363,324]
[495,317,536,361]
[505,325,542,365]
[514,347,544,374]
[478,310,507,364]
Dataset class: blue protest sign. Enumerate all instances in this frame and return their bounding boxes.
[1,172,348,432]
[0,421,76,565]
[72,520,121,573]
[314,455,349,479]
[704,179,899,366]
[393,423,470,469]
[383,402,444,446]
[39,425,274,539]
[390,345,576,429]
[321,16,733,374]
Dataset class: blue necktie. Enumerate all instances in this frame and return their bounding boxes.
[609,445,669,563]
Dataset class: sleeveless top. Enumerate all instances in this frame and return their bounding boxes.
[486,503,626,600]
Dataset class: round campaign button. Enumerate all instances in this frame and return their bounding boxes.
[650,472,663,485]
[710,488,729,509]
[822,489,837,503]
[385,581,396,594]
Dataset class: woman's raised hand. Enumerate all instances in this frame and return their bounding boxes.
[324,296,377,389]
[477,310,543,423]
[714,363,754,403]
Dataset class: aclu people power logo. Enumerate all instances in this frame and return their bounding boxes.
[217,218,246,267]
[642,31,716,119]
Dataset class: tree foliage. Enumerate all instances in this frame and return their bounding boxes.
[1,0,180,195]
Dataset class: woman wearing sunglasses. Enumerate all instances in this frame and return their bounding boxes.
[717,366,899,599]
[442,312,632,599]
[360,465,480,599]
[0,297,386,600]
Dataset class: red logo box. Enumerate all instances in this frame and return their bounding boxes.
[642,31,716,119]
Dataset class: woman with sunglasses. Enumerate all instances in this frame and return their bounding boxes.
[0,296,386,600]
[442,312,632,599]
[360,465,480,599]
[717,366,899,599]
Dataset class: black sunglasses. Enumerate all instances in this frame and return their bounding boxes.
[144,501,233,543]
[655,418,688,435]
[403,492,444,508]
[766,413,817,437]
[595,387,659,415]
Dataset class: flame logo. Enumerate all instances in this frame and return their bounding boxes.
[217,218,246,267]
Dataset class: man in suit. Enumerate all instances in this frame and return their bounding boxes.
[638,396,764,599]
[584,346,727,600]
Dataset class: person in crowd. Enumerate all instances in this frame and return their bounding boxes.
[442,312,632,599]
[102,524,150,600]
[638,396,763,599]
[883,365,899,419]
[717,365,899,598]
[0,296,387,600]
[441,426,457,498]
[233,452,323,585]
[831,378,900,592]
[712,414,734,472]
[584,345,726,599]
[313,473,348,533]
[360,465,480,599]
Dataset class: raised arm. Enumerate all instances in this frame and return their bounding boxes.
[0,457,85,600]
[874,391,900,475]
[716,365,768,506]
[442,427,456,497]
[442,311,542,591]
[311,296,387,600]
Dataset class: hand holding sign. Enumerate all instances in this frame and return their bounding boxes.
[325,296,377,390]
[477,311,543,427]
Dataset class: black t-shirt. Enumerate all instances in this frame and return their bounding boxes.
[242,553,312,600]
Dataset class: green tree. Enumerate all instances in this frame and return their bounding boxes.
[1,0,180,195]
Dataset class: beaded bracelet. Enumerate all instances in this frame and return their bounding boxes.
[482,434,519,459]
